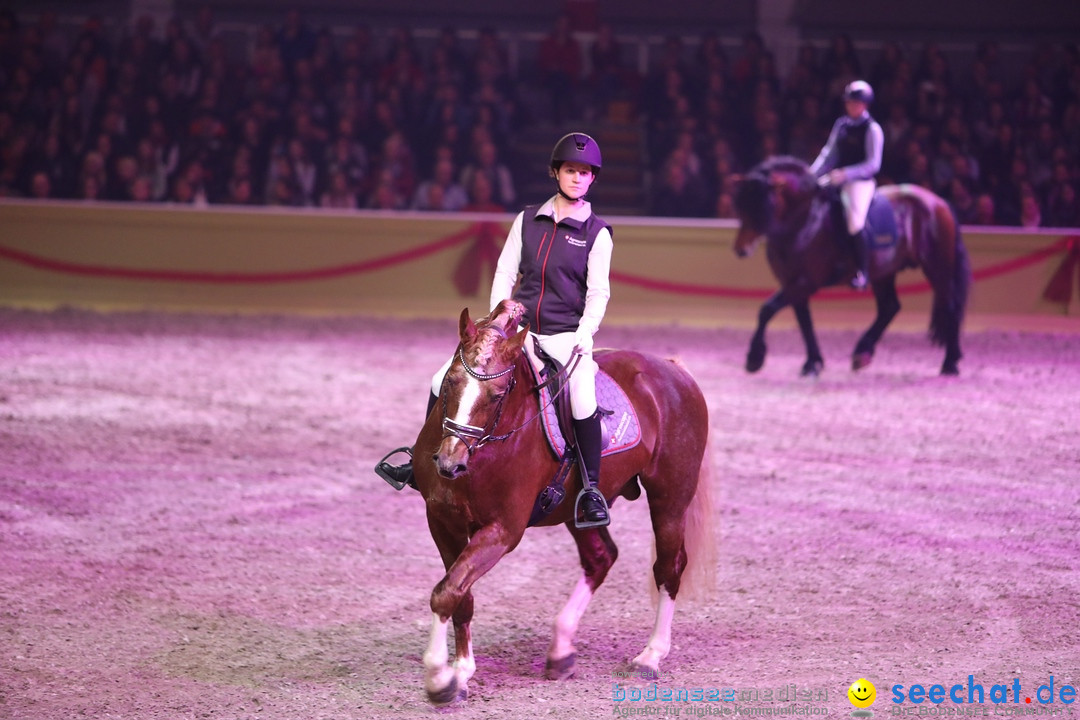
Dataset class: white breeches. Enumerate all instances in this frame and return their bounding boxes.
[841,179,875,235]
[431,331,598,420]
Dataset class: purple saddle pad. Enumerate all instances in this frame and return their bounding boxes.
[537,368,642,459]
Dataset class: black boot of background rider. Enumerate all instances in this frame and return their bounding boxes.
[375,391,438,490]
[850,227,871,290]
[572,410,610,527]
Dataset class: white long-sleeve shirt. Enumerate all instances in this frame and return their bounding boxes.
[490,195,612,337]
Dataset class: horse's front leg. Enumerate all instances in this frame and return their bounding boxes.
[424,524,514,705]
[792,301,824,377]
[852,275,900,371]
[546,525,619,680]
[422,601,477,705]
[746,290,791,373]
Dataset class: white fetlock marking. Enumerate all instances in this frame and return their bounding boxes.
[632,589,676,671]
[549,574,594,661]
[423,614,455,693]
[453,638,475,684]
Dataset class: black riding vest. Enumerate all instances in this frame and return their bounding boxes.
[514,204,611,335]
[837,115,872,167]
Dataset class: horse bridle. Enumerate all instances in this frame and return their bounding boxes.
[440,331,581,456]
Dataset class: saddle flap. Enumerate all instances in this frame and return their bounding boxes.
[531,347,575,438]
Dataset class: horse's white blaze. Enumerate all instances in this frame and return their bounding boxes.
[632,589,676,671]
[548,574,594,661]
[423,613,455,692]
[451,376,483,430]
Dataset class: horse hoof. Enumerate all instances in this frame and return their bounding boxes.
[800,360,823,377]
[545,652,577,680]
[426,675,460,706]
[940,363,959,376]
[745,354,765,373]
[852,352,873,371]
[629,662,661,681]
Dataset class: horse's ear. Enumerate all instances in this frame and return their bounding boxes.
[505,324,530,357]
[459,307,477,341]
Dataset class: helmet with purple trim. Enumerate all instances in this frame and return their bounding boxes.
[550,132,602,174]
[843,80,874,106]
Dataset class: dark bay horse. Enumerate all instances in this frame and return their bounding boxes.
[733,156,971,376]
[411,299,714,705]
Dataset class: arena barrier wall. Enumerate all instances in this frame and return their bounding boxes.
[1,201,1077,327]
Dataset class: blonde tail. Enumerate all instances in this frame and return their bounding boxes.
[677,432,718,604]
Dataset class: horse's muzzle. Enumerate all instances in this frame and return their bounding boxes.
[733,229,762,258]
[435,456,466,479]
[433,439,469,479]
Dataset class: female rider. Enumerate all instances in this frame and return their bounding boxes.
[376,132,614,527]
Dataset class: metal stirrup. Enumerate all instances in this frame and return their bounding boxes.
[574,488,610,529]
[375,446,414,490]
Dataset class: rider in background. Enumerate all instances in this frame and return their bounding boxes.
[810,79,883,290]
[376,132,614,528]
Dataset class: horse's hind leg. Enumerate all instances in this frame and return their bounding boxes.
[631,506,687,675]
[633,445,713,676]
[853,275,900,371]
[545,524,619,680]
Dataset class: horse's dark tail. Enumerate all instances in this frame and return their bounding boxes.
[929,211,972,348]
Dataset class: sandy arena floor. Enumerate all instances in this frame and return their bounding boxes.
[1,307,1078,719]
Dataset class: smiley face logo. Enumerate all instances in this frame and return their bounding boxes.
[848,678,877,709]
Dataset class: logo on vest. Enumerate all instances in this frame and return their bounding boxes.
[567,236,586,247]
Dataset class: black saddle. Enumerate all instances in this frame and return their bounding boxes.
[530,343,575,439]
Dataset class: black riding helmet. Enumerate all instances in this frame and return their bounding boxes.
[550,132,602,175]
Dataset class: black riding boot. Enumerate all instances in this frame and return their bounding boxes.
[850,227,870,290]
[374,391,438,491]
[572,410,610,528]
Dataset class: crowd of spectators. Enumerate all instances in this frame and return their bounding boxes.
[0,8,522,213]
[1,7,1079,227]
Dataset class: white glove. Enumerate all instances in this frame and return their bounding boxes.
[573,326,594,355]
[817,169,846,188]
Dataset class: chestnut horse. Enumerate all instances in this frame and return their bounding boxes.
[733,156,971,376]
[411,299,714,705]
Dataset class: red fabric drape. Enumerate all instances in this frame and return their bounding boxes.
[1041,237,1080,307]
